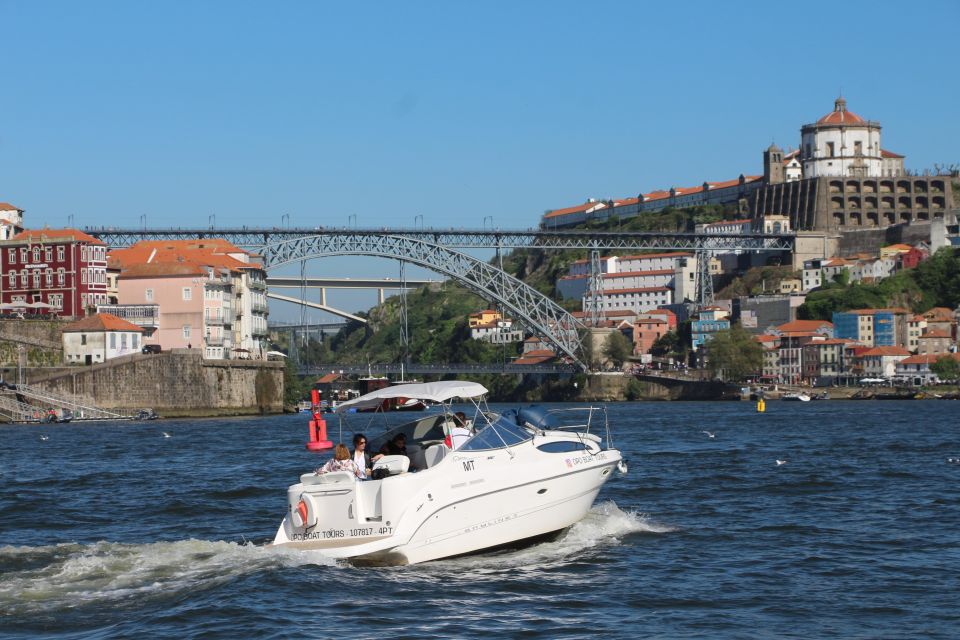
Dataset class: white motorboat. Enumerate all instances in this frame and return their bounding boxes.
[272,380,625,565]
[782,392,811,402]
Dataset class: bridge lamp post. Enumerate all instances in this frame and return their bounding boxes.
[140,214,147,230]
[348,214,357,229]
[414,214,423,230]
[483,216,494,231]
[282,213,290,228]
[209,214,216,229]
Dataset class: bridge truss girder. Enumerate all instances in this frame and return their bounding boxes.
[89,228,794,252]
[263,234,587,369]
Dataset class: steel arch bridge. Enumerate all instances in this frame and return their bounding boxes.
[263,234,586,369]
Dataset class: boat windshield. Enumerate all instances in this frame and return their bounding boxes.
[459,412,532,451]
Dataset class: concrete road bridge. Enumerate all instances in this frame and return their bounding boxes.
[88,227,794,371]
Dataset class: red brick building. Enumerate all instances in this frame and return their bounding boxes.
[1,228,108,317]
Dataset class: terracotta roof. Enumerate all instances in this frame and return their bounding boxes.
[543,175,763,221]
[861,346,911,357]
[880,149,904,159]
[120,262,207,278]
[923,307,954,321]
[920,329,952,339]
[11,228,105,245]
[816,97,866,125]
[898,354,941,365]
[0,202,22,211]
[316,373,343,384]
[883,244,912,252]
[777,320,833,332]
[62,313,145,333]
[543,200,607,219]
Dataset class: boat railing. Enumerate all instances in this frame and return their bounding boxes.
[533,406,613,449]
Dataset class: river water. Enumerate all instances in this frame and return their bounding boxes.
[1,400,958,638]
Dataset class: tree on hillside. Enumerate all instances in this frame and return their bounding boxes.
[931,355,960,384]
[603,331,633,368]
[703,325,763,382]
[650,330,680,358]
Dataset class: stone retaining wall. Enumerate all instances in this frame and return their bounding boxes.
[29,351,285,416]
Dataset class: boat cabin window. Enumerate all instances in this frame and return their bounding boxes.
[536,441,588,453]
[459,414,532,451]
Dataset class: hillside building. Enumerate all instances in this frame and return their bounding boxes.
[1,228,108,317]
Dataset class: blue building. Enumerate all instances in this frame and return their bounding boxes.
[832,309,906,347]
[692,308,731,351]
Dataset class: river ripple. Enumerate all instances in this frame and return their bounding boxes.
[1,400,958,638]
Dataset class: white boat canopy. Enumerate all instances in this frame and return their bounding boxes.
[335,380,488,413]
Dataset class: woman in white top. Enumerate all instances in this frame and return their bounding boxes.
[352,433,383,479]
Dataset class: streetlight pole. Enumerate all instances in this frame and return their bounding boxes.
[414,214,423,229]
[208,214,216,229]
[348,214,357,228]
[282,213,290,228]
[140,214,147,230]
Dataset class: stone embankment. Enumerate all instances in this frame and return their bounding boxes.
[580,372,731,401]
[28,350,284,417]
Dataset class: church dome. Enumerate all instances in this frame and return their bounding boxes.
[816,96,865,125]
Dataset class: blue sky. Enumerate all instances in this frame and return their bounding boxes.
[3,0,958,231]
[2,1,958,319]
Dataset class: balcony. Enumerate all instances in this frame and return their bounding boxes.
[249,280,267,291]
[96,304,160,328]
[252,301,269,313]
[205,334,225,347]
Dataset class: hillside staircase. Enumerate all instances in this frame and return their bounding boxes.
[0,383,130,423]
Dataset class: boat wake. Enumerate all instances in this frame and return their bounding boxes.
[422,501,674,573]
[0,538,335,616]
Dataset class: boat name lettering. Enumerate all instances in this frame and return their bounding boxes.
[565,454,598,467]
[462,460,475,472]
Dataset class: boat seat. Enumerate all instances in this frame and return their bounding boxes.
[424,443,449,468]
[373,455,410,476]
[300,471,356,486]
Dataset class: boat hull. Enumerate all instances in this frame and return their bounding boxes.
[273,448,621,565]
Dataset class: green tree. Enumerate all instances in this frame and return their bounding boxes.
[650,330,681,358]
[603,331,633,368]
[930,355,960,384]
[704,325,763,382]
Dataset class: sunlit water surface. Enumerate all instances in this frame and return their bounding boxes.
[2,401,959,638]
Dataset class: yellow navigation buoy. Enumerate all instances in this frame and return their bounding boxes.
[757,398,766,413]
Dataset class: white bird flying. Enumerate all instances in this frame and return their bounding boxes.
[162,432,172,438]
[776,459,787,466]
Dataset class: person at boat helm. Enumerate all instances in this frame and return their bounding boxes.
[315,444,358,476]
[450,412,473,450]
[379,433,418,471]
[352,433,383,480]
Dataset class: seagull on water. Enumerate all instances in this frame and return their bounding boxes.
[702,431,716,439]
[776,459,787,466]
[40,435,49,441]
[162,432,172,438]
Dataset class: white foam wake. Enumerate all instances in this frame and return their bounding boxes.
[0,539,335,615]
[426,501,674,573]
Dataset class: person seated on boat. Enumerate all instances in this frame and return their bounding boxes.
[352,433,384,479]
[315,444,358,476]
[449,412,473,450]
[379,433,418,471]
